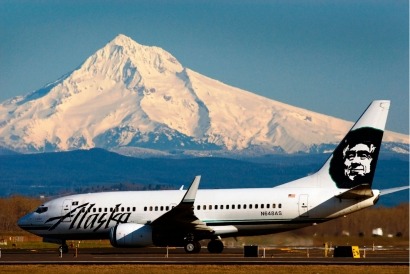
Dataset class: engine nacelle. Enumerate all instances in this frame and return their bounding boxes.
[109,223,153,248]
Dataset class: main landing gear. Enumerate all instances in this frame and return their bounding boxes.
[207,239,224,253]
[184,241,201,253]
[183,239,224,253]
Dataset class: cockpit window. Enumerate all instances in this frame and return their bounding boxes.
[35,206,48,214]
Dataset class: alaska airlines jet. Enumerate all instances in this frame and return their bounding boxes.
[18,100,408,254]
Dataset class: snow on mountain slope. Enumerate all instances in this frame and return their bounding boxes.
[0,34,408,154]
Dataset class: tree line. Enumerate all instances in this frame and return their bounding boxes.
[299,203,409,238]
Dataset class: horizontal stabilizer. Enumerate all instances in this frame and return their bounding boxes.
[335,184,373,199]
[380,186,409,196]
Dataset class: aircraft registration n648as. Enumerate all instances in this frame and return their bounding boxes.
[18,100,409,254]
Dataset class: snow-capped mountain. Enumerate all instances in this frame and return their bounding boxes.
[0,34,408,154]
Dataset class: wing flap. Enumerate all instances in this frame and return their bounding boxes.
[209,225,238,235]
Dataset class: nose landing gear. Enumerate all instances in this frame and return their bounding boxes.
[59,240,69,254]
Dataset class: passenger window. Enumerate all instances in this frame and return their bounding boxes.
[203,205,206,210]
[144,207,147,211]
[278,204,282,208]
[238,205,241,209]
[243,204,247,209]
[232,205,235,209]
[273,204,276,209]
[166,206,169,211]
[155,206,158,211]
[255,204,258,209]
[197,205,200,210]
[149,206,153,211]
[209,205,212,210]
[267,204,270,209]
[226,205,230,210]
[133,207,136,211]
[220,205,224,210]
[215,205,218,210]
[261,204,264,209]
[160,206,164,211]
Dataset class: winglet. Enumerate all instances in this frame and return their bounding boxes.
[181,175,201,204]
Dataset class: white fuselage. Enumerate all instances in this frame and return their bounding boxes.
[18,186,379,240]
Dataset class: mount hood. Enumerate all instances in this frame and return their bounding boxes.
[0,34,408,154]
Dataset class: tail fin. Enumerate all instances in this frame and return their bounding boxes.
[317,100,390,189]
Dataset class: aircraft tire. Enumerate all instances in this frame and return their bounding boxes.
[207,239,224,253]
[184,241,201,253]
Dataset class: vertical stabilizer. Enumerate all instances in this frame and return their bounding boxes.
[317,100,390,189]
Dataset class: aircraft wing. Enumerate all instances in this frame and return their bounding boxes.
[380,186,409,196]
[335,184,374,199]
[150,175,213,233]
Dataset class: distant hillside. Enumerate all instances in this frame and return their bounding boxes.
[0,147,19,155]
[0,149,407,206]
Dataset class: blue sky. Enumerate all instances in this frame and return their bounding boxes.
[1,0,408,134]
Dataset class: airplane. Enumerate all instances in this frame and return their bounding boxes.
[18,100,409,254]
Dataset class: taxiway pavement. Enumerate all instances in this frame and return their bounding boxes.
[0,247,408,265]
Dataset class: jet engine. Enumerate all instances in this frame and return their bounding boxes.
[109,223,153,248]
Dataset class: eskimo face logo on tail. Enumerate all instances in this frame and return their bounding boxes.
[343,143,375,180]
[329,127,383,189]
